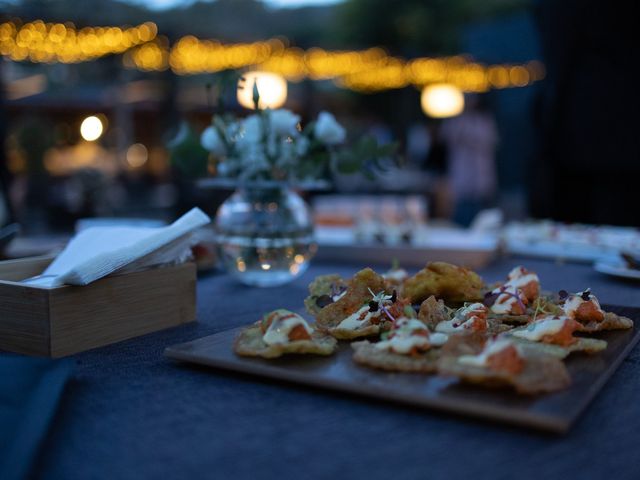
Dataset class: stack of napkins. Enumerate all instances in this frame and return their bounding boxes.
[24,208,211,288]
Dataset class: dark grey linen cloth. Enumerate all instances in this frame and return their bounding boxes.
[32,257,640,480]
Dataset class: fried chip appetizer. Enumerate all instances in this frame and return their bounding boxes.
[559,289,633,332]
[438,336,571,395]
[434,302,511,336]
[304,274,348,316]
[315,268,409,339]
[403,261,484,304]
[504,266,540,302]
[505,315,607,358]
[234,309,337,359]
[330,288,411,340]
[482,266,542,321]
[352,317,448,373]
[417,296,510,336]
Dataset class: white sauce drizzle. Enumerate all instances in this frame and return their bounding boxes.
[436,303,487,333]
[375,334,430,354]
[490,291,521,315]
[507,272,539,290]
[490,266,539,314]
[429,332,449,346]
[262,312,313,345]
[511,316,568,342]
[458,338,520,367]
[436,318,475,333]
[332,290,347,302]
[375,318,444,354]
[337,305,376,330]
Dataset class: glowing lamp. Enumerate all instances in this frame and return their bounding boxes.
[237,71,287,110]
[80,115,104,141]
[420,83,465,118]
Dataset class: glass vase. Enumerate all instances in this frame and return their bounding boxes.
[214,185,316,287]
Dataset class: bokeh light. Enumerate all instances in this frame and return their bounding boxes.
[126,143,149,168]
[420,83,465,118]
[237,71,288,109]
[80,115,104,141]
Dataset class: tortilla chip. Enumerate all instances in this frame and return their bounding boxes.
[404,262,484,304]
[315,267,387,330]
[420,296,512,336]
[351,340,441,373]
[579,311,634,332]
[234,323,337,359]
[329,324,382,340]
[487,313,530,325]
[507,336,608,358]
[486,319,514,335]
[438,336,571,395]
[304,274,347,316]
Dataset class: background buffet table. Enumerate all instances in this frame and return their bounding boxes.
[28,257,640,479]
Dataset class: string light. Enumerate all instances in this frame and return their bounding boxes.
[123,36,169,71]
[157,35,544,93]
[0,20,157,64]
[0,18,545,93]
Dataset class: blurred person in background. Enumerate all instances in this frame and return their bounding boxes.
[532,0,640,226]
[441,95,498,226]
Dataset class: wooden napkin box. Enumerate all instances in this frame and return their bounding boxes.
[0,256,196,358]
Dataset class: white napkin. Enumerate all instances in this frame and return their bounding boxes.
[25,207,211,288]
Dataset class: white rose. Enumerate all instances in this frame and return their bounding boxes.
[314,111,346,145]
[200,126,226,156]
[268,109,300,136]
[240,114,263,145]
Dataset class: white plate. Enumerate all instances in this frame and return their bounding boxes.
[594,260,640,280]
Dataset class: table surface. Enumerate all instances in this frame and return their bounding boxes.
[32,256,640,480]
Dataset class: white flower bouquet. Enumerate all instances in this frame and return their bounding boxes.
[200,86,396,184]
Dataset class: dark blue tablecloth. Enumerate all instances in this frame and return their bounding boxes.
[31,257,640,480]
[0,357,71,480]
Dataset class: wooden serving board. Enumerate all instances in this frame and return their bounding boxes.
[164,306,640,433]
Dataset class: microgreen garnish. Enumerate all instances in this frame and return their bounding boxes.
[381,306,396,323]
[368,288,393,304]
[367,288,396,323]
[531,299,542,324]
[501,287,527,312]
